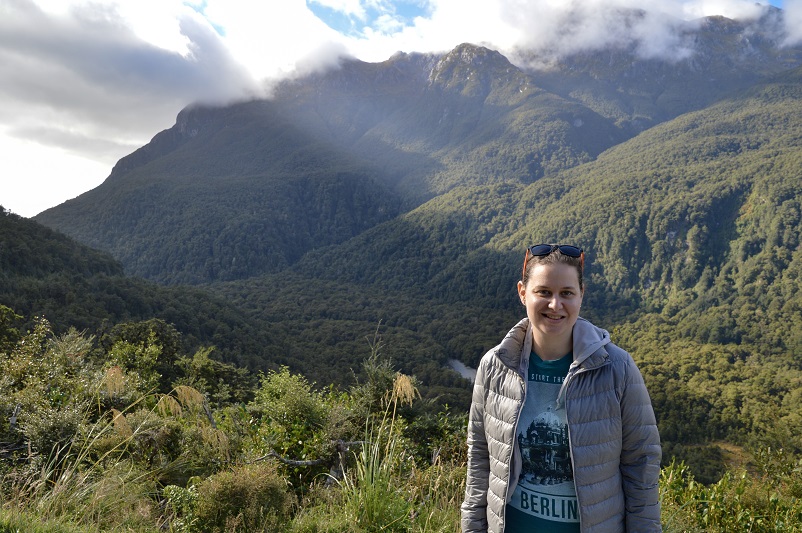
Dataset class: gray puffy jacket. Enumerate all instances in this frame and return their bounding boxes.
[461,317,662,532]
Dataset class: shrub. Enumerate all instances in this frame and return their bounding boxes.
[193,462,295,532]
[247,368,339,491]
[405,406,467,467]
[163,484,199,533]
[19,404,86,466]
[660,459,802,532]
[407,461,465,533]
[339,437,413,533]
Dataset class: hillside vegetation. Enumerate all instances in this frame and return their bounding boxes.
[0,210,272,363]
[527,12,802,131]
[1,313,801,532]
[0,210,471,406]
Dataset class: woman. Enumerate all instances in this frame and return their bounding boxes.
[461,244,661,533]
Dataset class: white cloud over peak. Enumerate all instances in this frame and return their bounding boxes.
[201,0,345,81]
[784,0,802,45]
[0,0,255,152]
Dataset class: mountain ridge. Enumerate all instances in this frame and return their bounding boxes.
[34,41,630,283]
[31,13,802,302]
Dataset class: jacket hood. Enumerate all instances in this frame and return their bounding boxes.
[494,318,531,371]
[493,317,611,372]
[572,317,611,368]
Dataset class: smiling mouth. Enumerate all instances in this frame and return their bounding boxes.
[543,313,564,320]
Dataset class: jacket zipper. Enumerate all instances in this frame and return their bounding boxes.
[500,368,527,532]
[559,360,609,531]
[561,366,582,529]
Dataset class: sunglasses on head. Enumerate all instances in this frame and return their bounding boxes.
[522,244,584,279]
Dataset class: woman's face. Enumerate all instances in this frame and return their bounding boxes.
[517,261,583,348]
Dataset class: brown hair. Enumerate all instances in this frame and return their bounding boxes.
[521,248,584,292]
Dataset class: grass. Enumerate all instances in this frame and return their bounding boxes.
[0,509,87,533]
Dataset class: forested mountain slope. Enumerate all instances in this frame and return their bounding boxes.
[34,14,802,286]
[0,210,473,403]
[0,209,278,368]
[525,11,802,132]
[208,64,802,477]
[279,64,802,332]
[32,101,404,285]
[33,44,624,285]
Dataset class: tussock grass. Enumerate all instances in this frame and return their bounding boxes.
[0,508,88,533]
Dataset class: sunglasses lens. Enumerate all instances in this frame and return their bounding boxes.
[528,244,582,257]
[528,244,554,256]
[557,245,582,258]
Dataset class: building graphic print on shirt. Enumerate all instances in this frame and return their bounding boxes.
[505,352,580,532]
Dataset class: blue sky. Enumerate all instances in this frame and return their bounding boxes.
[307,0,786,36]
[307,0,432,36]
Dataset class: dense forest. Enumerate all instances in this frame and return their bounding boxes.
[4,12,802,532]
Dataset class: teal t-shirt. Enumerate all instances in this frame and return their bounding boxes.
[505,351,580,533]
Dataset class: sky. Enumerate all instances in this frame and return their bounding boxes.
[0,0,798,218]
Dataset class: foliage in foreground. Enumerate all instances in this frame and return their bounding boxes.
[2,313,802,532]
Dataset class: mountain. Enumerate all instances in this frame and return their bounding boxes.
[34,15,802,286]
[34,42,628,284]
[212,61,802,361]
[522,9,802,133]
[32,100,405,285]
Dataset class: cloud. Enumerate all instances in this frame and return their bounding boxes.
[2,0,787,162]
[0,0,261,216]
[783,0,802,45]
[309,0,371,20]
[0,0,795,217]
[201,0,346,81]
[488,1,701,64]
[0,0,256,161]
[315,0,785,69]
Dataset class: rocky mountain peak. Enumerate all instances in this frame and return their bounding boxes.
[428,43,523,95]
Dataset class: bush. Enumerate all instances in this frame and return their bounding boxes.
[660,459,802,532]
[247,368,343,491]
[193,462,295,532]
[339,437,413,533]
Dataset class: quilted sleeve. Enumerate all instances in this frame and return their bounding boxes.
[461,355,491,533]
[619,352,662,532]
